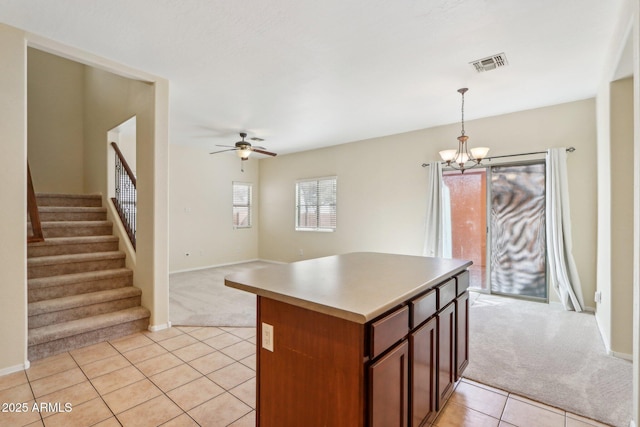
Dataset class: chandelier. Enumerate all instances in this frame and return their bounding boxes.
[438,88,489,172]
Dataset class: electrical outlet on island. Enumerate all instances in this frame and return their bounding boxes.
[262,322,274,352]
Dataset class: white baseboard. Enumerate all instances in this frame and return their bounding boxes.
[610,350,633,361]
[169,258,272,275]
[0,361,30,377]
[148,321,172,332]
[257,258,287,265]
[594,314,612,354]
[592,319,632,360]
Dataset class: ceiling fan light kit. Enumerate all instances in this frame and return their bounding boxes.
[438,88,490,173]
[210,132,277,171]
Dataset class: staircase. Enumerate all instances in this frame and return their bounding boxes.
[27,193,150,361]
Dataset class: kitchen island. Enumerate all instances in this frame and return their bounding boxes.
[225,252,471,427]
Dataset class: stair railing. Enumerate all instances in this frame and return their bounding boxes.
[27,162,44,243]
[110,142,137,250]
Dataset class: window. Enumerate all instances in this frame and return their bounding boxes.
[296,176,337,231]
[232,182,252,228]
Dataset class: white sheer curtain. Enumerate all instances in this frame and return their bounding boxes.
[424,162,451,258]
[546,148,585,311]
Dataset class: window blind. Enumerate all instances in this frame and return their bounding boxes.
[233,182,252,228]
[296,177,337,231]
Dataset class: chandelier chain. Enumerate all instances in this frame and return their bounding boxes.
[460,90,465,136]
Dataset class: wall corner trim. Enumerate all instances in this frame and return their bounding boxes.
[148,322,172,332]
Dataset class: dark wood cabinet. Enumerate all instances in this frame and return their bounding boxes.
[410,316,438,426]
[437,302,456,408]
[455,291,469,380]
[369,340,409,427]
[241,257,470,427]
[369,272,469,427]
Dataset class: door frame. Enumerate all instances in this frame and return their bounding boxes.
[444,158,549,302]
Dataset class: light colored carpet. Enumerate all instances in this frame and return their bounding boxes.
[465,293,632,427]
[169,261,274,327]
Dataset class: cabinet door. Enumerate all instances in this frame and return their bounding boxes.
[437,302,456,409]
[455,292,469,380]
[369,340,409,427]
[410,317,437,427]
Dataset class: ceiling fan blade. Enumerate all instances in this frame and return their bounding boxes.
[252,148,277,157]
[210,148,238,155]
[216,144,236,148]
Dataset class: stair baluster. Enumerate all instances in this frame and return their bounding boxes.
[110,142,137,250]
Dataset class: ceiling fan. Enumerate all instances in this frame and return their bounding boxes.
[210,132,277,161]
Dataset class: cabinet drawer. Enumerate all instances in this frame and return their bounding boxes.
[437,279,456,309]
[411,289,437,328]
[456,271,470,296]
[370,306,409,359]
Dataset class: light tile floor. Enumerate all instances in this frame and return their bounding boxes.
[0,326,612,427]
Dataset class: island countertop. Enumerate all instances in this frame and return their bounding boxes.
[225,252,472,323]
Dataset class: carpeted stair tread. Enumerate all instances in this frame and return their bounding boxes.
[38,220,113,229]
[35,206,108,222]
[27,235,119,258]
[36,220,113,238]
[28,268,132,289]
[28,251,126,279]
[27,192,148,359]
[38,206,107,213]
[28,268,134,304]
[28,251,125,267]
[29,287,142,316]
[28,306,150,346]
[28,235,119,247]
[36,193,103,207]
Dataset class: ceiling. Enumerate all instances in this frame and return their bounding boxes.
[0,0,626,155]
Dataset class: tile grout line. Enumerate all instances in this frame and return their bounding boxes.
[15,327,257,427]
[23,371,45,427]
[462,377,610,426]
[69,342,123,427]
[181,327,257,426]
[108,332,202,427]
[115,327,256,427]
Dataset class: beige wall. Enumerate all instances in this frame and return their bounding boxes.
[169,144,260,272]
[595,0,637,360]
[82,66,170,328]
[27,48,84,193]
[596,1,640,422]
[0,24,28,373]
[610,77,634,355]
[258,99,598,308]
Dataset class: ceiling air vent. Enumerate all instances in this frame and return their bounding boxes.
[470,53,508,72]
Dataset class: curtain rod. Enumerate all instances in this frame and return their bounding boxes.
[421,146,575,167]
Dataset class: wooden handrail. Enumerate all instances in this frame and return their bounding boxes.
[27,162,44,243]
[110,142,136,188]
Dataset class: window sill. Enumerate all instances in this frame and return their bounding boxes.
[295,228,335,233]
